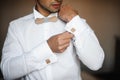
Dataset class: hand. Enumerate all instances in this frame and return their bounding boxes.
[47,32,74,53]
[58,5,78,22]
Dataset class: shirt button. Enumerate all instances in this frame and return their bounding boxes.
[46,59,51,64]
[71,28,76,33]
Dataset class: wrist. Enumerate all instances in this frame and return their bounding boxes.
[67,14,77,22]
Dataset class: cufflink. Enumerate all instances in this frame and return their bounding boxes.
[71,28,76,33]
[45,59,51,64]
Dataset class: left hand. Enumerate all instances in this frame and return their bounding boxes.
[58,5,78,22]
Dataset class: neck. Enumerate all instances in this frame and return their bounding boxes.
[36,4,51,17]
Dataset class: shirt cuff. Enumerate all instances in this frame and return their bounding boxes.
[65,15,92,37]
[25,41,57,71]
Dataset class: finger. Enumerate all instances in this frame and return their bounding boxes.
[58,39,71,46]
[58,43,70,50]
[61,32,74,39]
[57,32,73,41]
[59,43,70,53]
[58,48,65,53]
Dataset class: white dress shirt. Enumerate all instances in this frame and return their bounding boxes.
[1,8,104,80]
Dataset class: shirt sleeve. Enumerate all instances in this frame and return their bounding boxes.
[1,22,57,80]
[65,15,105,70]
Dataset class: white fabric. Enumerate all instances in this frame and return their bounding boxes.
[1,8,104,80]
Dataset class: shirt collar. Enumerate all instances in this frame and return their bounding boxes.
[33,7,58,20]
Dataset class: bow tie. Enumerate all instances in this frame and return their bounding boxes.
[35,16,58,24]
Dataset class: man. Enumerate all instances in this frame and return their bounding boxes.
[1,0,104,80]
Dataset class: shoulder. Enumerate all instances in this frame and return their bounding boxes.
[10,13,34,26]
[8,13,34,32]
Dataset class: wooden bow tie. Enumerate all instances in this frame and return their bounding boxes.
[35,16,58,24]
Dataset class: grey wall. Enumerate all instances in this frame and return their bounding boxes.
[0,0,120,73]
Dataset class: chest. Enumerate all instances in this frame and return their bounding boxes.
[22,20,66,52]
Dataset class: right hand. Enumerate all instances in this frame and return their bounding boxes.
[47,32,74,53]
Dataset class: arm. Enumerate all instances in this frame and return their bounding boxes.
[59,5,105,70]
[1,22,57,79]
[65,16,104,70]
